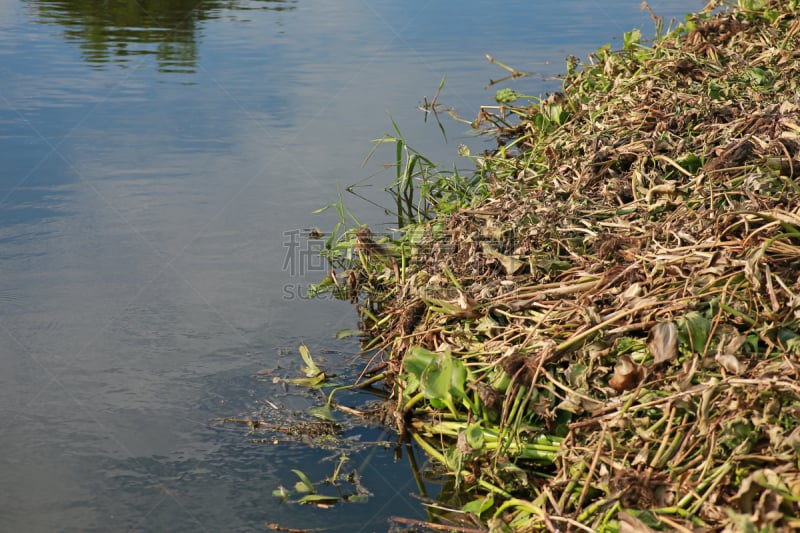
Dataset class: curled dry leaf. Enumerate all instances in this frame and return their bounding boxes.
[719,330,747,355]
[714,330,747,374]
[483,242,526,275]
[620,282,642,302]
[648,321,678,365]
[609,355,645,392]
[455,289,481,319]
[715,353,745,375]
[645,182,677,205]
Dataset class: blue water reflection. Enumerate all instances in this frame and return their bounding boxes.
[26,0,297,71]
[0,0,701,531]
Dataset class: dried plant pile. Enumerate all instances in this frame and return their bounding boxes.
[320,2,800,531]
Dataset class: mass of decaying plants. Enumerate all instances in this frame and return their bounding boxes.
[310,1,800,531]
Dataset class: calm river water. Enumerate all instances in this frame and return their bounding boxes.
[1,1,700,531]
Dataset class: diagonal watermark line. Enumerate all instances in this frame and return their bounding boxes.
[128,481,211,533]
[152,1,500,372]
[590,3,635,38]
[356,0,480,114]
[2,1,544,528]
[0,320,140,465]
[174,0,515,256]
[150,42,403,298]
[188,4,462,191]
[127,492,170,533]
[357,466,421,532]
[1,2,267,530]
[354,0,640,133]
[0,322,208,533]
[0,85,130,207]
[0,112,236,533]
[3,0,396,429]
[188,43,419,228]
[0,0,210,208]
[0,0,209,203]
[0,5,266,351]
[0,322,62,427]
[191,56,376,189]
[2,2,334,400]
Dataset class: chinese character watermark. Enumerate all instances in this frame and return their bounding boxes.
[282,229,326,277]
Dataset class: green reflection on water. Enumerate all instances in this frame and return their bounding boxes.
[25,0,296,71]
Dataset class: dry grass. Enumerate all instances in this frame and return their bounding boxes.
[323,2,800,531]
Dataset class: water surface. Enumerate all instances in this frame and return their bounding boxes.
[0,1,701,530]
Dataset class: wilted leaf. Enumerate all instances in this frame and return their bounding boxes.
[299,344,321,377]
[609,356,645,392]
[621,282,642,301]
[731,468,799,512]
[455,289,481,319]
[677,356,699,391]
[567,363,589,389]
[483,242,526,275]
[719,330,747,355]
[456,430,473,455]
[556,395,584,414]
[715,353,745,375]
[474,314,500,334]
[744,247,764,291]
[419,292,480,318]
[648,321,678,364]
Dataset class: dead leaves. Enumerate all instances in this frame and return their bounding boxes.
[323,2,800,531]
[609,355,645,392]
[715,330,748,375]
[648,321,678,365]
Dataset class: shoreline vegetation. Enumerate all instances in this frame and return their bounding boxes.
[312,1,800,531]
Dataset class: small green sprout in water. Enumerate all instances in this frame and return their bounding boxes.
[272,457,371,508]
[285,344,330,388]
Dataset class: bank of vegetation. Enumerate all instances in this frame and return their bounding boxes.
[314,1,800,530]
